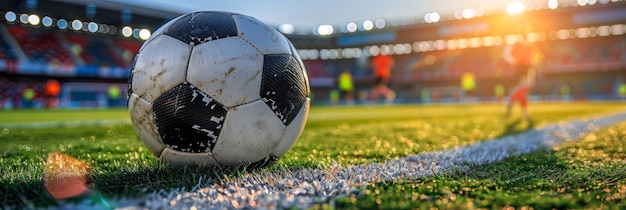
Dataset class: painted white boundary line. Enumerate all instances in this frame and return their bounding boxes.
[0,120,131,129]
[132,112,626,209]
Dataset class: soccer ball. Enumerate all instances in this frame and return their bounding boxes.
[127,11,310,168]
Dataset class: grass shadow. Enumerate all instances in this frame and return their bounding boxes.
[497,116,535,139]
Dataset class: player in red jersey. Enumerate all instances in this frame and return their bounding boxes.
[504,41,538,118]
[370,54,395,104]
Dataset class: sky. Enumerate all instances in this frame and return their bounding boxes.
[112,0,539,33]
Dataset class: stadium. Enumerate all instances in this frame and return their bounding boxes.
[1,0,626,209]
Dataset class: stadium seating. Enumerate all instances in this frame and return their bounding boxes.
[1,16,625,108]
[0,37,16,61]
[64,33,129,68]
[6,25,72,64]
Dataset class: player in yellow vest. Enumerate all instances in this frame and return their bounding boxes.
[338,69,354,105]
[461,72,476,102]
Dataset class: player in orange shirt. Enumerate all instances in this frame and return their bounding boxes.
[370,55,395,104]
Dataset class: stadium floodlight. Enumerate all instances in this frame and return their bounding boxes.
[122,26,132,37]
[430,12,440,23]
[5,11,16,22]
[71,20,82,30]
[346,22,357,33]
[19,14,29,24]
[138,29,151,40]
[279,23,294,34]
[368,45,380,56]
[506,2,525,14]
[317,25,333,36]
[611,24,624,35]
[576,27,588,38]
[98,24,108,33]
[454,10,463,19]
[42,16,52,27]
[28,14,40,26]
[462,8,476,19]
[108,25,117,35]
[425,12,440,23]
[548,0,559,9]
[88,22,98,33]
[132,28,140,38]
[587,27,598,37]
[375,19,385,29]
[362,20,374,31]
[57,19,67,29]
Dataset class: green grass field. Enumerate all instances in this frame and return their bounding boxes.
[1,101,626,209]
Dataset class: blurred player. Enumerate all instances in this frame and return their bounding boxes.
[338,68,355,105]
[22,84,35,109]
[494,84,505,102]
[503,41,538,118]
[461,72,476,102]
[44,79,61,108]
[370,54,395,104]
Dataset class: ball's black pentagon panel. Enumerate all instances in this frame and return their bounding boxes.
[261,54,308,125]
[138,14,184,54]
[153,82,227,153]
[127,56,138,100]
[164,11,238,46]
[247,155,278,169]
[288,41,310,96]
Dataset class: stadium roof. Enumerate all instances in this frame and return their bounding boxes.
[49,0,587,34]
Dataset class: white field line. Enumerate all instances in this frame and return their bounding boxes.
[0,119,131,129]
[126,112,626,209]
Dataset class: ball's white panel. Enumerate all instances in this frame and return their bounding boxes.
[128,93,164,157]
[212,100,286,166]
[160,147,219,167]
[233,14,291,55]
[131,35,191,102]
[273,98,310,157]
[187,37,263,107]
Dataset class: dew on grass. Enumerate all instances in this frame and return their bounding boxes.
[18,144,31,151]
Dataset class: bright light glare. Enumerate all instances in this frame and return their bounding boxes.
[431,12,441,22]
[122,26,133,37]
[425,12,440,23]
[88,22,98,33]
[548,0,559,9]
[507,2,526,14]
[346,22,357,32]
[462,8,476,19]
[363,20,374,31]
[19,14,29,24]
[375,19,385,29]
[71,20,82,30]
[42,16,53,27]
[28,14,40,25]
[5,11,16,22]
[279,23,294,34]
[139,29,151,40]
[317,25,333,36]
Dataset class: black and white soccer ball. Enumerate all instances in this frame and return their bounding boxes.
[127,11,310,168]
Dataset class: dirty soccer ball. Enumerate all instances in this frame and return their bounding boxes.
[127,11,310,168]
